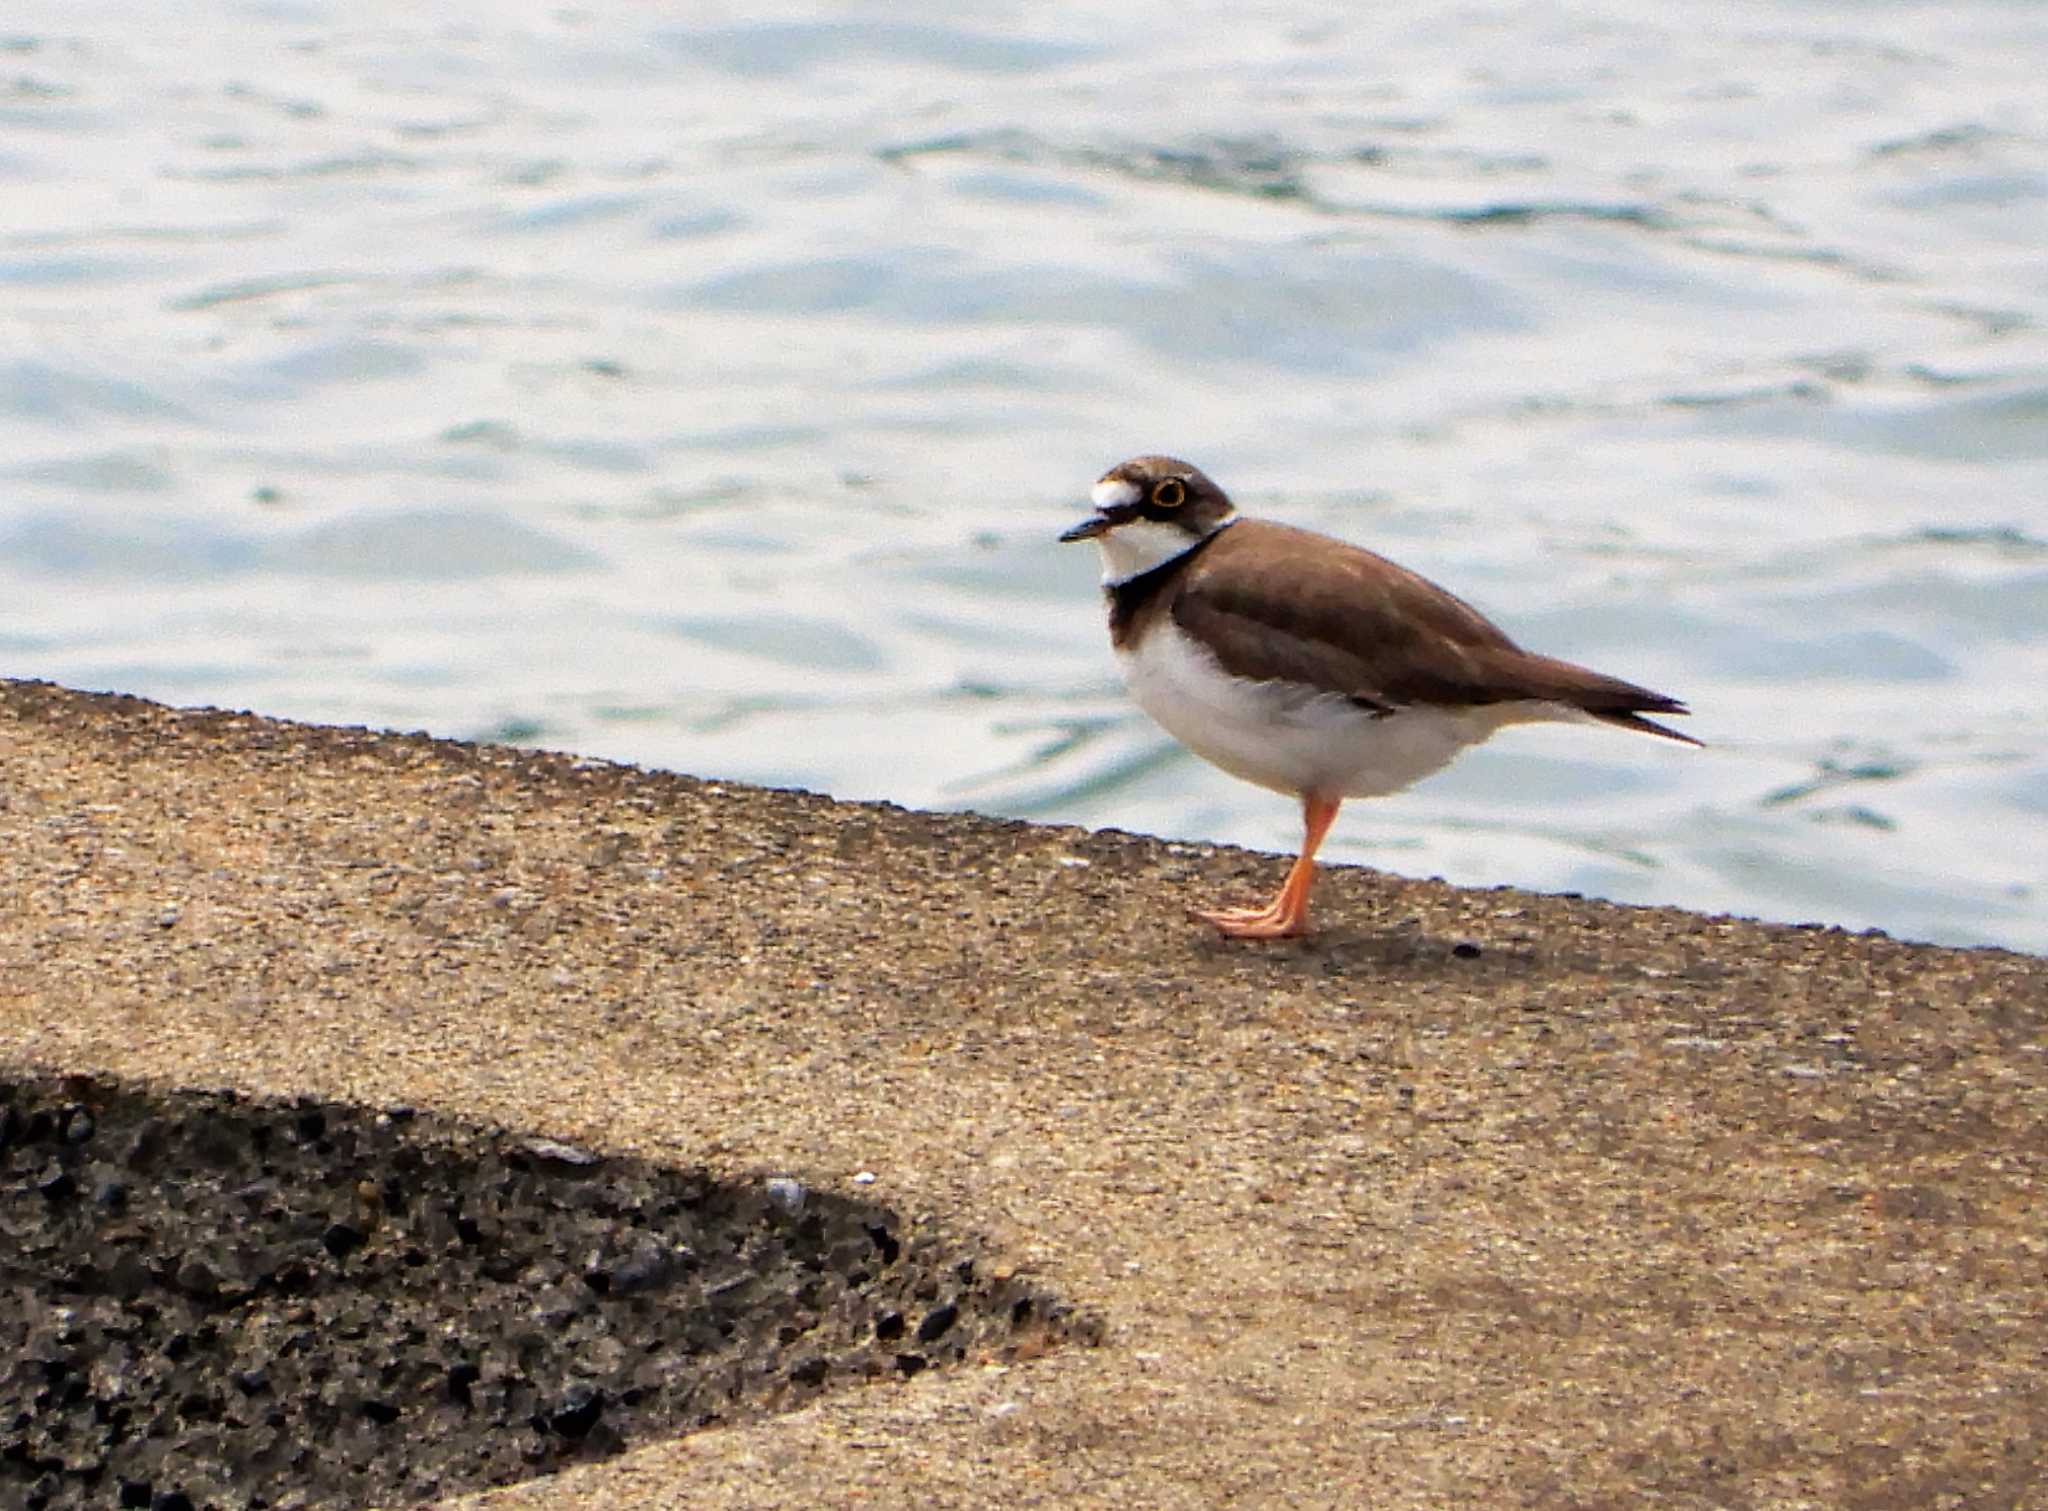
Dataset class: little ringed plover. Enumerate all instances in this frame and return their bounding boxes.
[1061,455,1699,940]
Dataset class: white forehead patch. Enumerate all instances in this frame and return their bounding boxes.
[1091,477,1142,509]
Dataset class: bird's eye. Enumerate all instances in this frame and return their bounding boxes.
[1151,478,1186,509]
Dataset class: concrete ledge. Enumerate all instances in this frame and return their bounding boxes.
[3,678,2043,1508]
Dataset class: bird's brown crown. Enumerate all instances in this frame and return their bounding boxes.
[1095,455,1236,536]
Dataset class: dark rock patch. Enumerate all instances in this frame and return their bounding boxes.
[0,1074,1092,1510]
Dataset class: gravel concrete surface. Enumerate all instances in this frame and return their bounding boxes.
[2,679,2043,1509]
[1,1072,1085,1510]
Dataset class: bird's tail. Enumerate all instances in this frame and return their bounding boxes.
[1592,707,1702,746]
[1511,652,1703,747]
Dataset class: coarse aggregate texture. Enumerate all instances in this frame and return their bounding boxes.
[0,1074,1084,1510]
[2,678,2045,1509]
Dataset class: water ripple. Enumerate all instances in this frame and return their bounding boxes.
[662,22,1094,77]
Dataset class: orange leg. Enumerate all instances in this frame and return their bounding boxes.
[1193,794,1341,940]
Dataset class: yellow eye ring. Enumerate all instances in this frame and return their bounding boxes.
[1151,478,1186,509]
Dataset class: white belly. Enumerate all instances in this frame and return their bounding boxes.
[1118,620,1543,800]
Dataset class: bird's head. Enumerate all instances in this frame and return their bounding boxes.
[1060,455,1236,584]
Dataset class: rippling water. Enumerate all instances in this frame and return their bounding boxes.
[3,2,2044,951]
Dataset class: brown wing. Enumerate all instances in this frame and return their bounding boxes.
[1172,521,1699,743]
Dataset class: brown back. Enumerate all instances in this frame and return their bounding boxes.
[1127,520,1696,741]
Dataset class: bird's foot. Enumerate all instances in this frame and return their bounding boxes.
[1191,901,1310,940]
